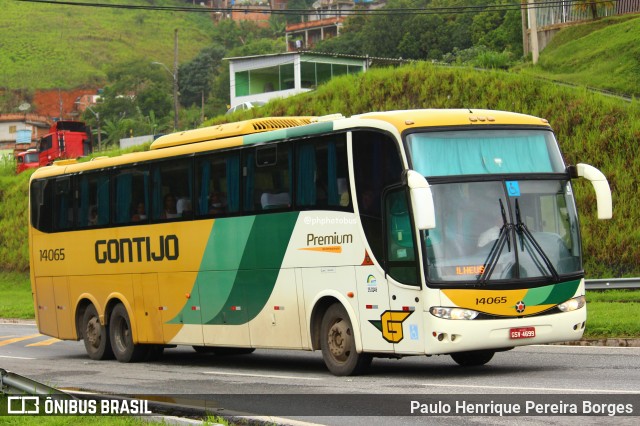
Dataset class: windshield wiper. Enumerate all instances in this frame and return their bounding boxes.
[514,199,560,282]
[477,199,511,285]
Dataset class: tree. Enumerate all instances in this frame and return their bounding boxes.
[285,0,316,25]
[178,46,225,108]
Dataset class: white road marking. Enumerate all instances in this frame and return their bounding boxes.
[203,371,322,381]
[532,344,640,350]
[0,355,36,360]
[421,383,640,394]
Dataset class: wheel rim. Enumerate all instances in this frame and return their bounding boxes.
[114,316,130,353]
[85,316,101,349]
[327,318,352,363]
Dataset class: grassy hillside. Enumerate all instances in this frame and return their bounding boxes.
[1,0,215,90]
[517,14,640,97]
[214,62,640,278]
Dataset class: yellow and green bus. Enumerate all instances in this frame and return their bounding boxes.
[29,109,612,375]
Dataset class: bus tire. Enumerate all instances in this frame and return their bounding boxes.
[320,303,372,376]
[82,304,114,360]
[450,350,495,366]
[109,303,148,362]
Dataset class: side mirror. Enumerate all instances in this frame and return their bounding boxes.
[571,163,613,220]
[405,170,436,230]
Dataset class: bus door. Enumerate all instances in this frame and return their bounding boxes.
[383,187,425,354]
[355,265,392,353]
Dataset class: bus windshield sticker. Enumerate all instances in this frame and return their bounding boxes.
[506,181,521,197]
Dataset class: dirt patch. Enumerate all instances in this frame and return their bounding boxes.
[33,89,98,119]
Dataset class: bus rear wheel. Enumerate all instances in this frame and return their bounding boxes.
[320,303,372,376]
[109,303,148,362]
[450,350,495,366]
[82,304,114,360]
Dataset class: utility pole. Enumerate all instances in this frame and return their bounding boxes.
[173,28,179,131]
[528,0,540,64]
[521,1,530,58]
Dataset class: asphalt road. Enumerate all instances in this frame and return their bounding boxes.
[1,321,639,425]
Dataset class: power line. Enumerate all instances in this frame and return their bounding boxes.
[15,0,619,17]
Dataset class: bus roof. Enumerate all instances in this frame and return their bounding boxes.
[151,117,315,150]
[354,109,550,129]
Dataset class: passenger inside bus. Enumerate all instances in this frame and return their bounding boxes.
[131,202,147,222]
[163,194,179,219]
[208,192,227,215]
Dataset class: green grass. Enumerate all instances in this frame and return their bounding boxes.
[0,272,33,319]
[0,415,150,425]
[584,290,640,338]
[516,14,640,97]
[586,301,640,338]
[1,0,215,90]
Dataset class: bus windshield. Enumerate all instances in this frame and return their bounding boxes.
[406,129,566,176]
[425,180,582,284]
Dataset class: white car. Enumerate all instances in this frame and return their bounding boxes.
[226,100,267,115]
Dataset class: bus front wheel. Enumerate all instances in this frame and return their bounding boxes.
[320,303,372,376]
[109,304,148,362]
[450,350,495,366]
[82,304,114,360]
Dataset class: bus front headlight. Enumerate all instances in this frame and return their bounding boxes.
[430,307,479,320]
[557,295,586,312]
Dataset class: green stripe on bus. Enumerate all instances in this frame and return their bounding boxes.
[169,212,299,325]
[522,279,581,306]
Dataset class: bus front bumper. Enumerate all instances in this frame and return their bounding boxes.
[424,307,587,355]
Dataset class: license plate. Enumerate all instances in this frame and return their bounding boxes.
[510,327,536,339]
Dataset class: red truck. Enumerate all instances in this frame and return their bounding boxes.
[37,120,92,166]
[15,149,40,174]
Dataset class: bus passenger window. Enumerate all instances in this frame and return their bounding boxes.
[114,167,149,225]
[151,159,192,221]
[196,153,240,218]
[244,144,291,213]
[295,136,350,210]
[352,130,403,263]
[30,180,53,233]
[54,178,73,231]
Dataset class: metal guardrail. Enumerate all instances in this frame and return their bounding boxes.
[585,278,640,290]
[0,368,74,399]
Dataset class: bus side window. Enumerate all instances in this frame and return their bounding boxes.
[244,144,291,212]
[151,159,193,221]
[113,167,149,225]
[384,188,418,285]
[352,130,404,264]
[30,180,53,233]
[73,173,109,227]
[196,152,240,217]
[295,135,350,210]
[54,178,73,231]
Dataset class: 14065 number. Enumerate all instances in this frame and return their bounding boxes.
[475,296,507,305]
[40,248,65,261]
